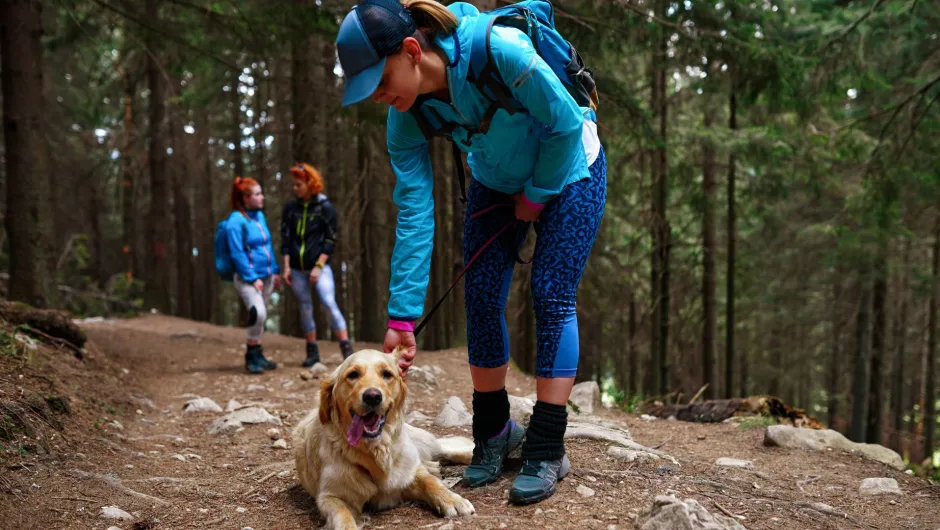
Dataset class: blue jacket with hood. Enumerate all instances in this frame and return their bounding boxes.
[225,209,280,283]
[386,2,595,322]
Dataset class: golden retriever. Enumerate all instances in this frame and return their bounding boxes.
[293,349,475,529]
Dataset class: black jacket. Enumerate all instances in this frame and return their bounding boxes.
[280,194,338,271]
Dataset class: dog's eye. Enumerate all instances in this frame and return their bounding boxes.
[382,369,394,380]
[347,370,360,380]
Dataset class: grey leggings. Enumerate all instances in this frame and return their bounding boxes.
[289,265,347,334]
[234,275,274,341]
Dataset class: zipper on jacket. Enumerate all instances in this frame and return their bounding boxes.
[298,201,309,270]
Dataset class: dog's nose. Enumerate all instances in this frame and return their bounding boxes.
[362,388,383,408]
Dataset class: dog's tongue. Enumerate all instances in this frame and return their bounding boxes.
[347,414,365,447]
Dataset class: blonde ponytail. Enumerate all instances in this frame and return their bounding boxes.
[402,0,458,36]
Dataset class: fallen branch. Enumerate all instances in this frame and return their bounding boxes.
[257,471,278,484]
[793,501,876,529]
[713,501,744,520]
[652,437,672,450]
[689,384,708,405]
[69,469,170,506]
[53,495,101,503]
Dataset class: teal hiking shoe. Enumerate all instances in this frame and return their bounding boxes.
[508,454,570,505]
[255,345,277,370]
[462,419,525,488]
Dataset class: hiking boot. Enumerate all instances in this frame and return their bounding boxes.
[508,454,570,505]
[462,419,525,488]
[245,345,264,375]
[302,342,320,367]
[255,345,277,370]
[339,339,354,360]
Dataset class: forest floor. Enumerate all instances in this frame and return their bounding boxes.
[1,313,939,529]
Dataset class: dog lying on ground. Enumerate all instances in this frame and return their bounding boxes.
[293,348,475,529]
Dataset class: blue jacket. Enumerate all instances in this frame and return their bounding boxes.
[386,2,594,321]
[225,209,280,283]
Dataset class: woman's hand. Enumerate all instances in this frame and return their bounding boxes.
[513,193,543,222]
[309,267,322,284]
[384,328,417,375]
[273,274,281,291]
[282,269,292,287]
[253,279,264,292]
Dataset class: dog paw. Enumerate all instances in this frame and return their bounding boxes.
[444,492,475,517]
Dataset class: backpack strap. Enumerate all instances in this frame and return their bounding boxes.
[467,14,523,134]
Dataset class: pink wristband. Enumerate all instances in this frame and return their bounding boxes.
[387,319,415,332]
[520,194,546,211]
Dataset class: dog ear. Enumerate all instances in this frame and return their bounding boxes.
[318,377,334,424]
[387,345,405,361]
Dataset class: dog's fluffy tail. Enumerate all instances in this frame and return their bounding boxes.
[406,424,474,465]
[436,436,474,465]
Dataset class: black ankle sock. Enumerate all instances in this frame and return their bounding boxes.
[472,388,510,440]
[306,342,319,358]
[521,401,567,461]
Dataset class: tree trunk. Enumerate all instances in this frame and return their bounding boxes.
[170,111,193,319]
[629,291,638,395]
[230,79,245,178]
[891,239,911,451]
[850,271,873,442]
[828,270,844,430]
[867,249,888,444]
[143,0,171,313]
[725,70,737,399]
[702,106,717,400]
[119,49,139,282]
[926,214,939,461]
[1,0,59,308]
[655,4,671,394]
[192,113,215,322]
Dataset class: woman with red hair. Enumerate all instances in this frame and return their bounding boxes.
[280,163,353,365]
[227,177,281,374]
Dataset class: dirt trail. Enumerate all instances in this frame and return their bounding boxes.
[1,314,938,529]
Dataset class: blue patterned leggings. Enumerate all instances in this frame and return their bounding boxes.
[464,148,607,378]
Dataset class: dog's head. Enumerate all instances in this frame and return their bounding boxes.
[319,348,409,447]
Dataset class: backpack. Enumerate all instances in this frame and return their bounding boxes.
[214,218,235,282]
[410,0,598,201]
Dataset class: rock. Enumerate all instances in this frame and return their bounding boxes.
[640,414,658,421]
[568,381,600,415]
[715,457,752,469]
[406,411,431,425]
[407,366,438,390]
[567,421,678,465]
[184,397,223,414]
[266,428,281,440]
[109,420,125,431]
[129,393,157,410]
[236,506,248,513]
[299,371,313,381]
[439,523,454,530]
[170,454,187,462]
[535,508,544,516]
[246,384,266,392]
[859,478,901,496]
[608,446,660,463]
[764,425,905,470]
[576,484,595,497]
[208,406,282,435]
[99,506,134,521]
[277,470,292,478]
[308,363,329,377]
[905,469,914,475]
[637,496,745,530]
[106,527,123,530]
[272,439,288,449]
[435,396,473,428]
[509,395,535,426]
[225,399,243,412]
